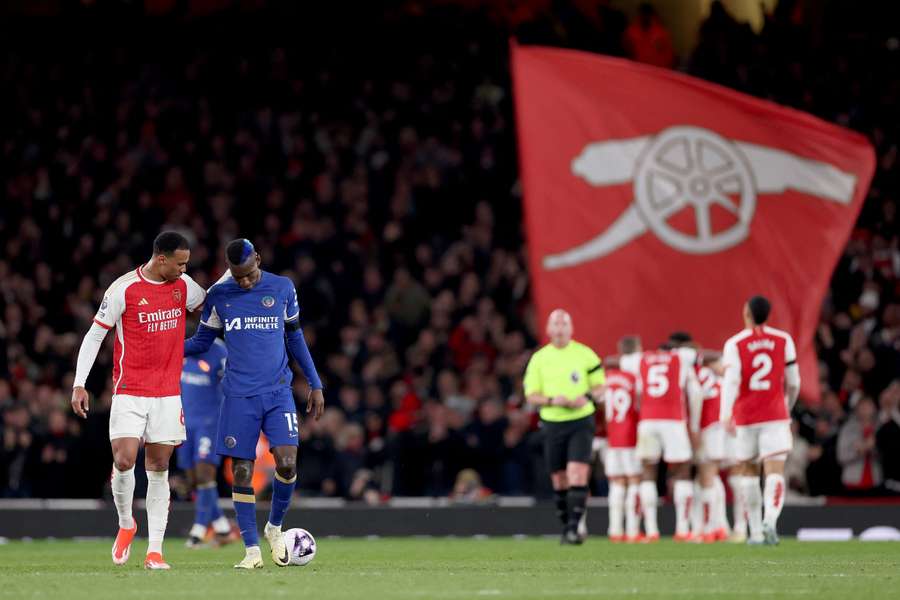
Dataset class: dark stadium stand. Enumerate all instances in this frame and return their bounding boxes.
[1,0,898,505]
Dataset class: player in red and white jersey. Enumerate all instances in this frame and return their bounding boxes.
[618,338,702,541]
[71,232,205,569]
[694,364,730,542]
[696,360,749,543]
[720,295,800,545]
[602,337,643,542]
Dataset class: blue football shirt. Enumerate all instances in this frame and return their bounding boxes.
[199,270,300,397]
[180,338,226,426]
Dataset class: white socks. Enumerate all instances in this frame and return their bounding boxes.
[189,523,207,539]
[624,484,640,538]
[728,474,747,536]
[639,481,659,537]
[608,482,626,537]
[111,466,135,529]
[690,482,704,536]
[146,470,171,554]
[673,480,694,537]
[741,475,763,540]
[701,486,717,534]
[712,476,729,531]
[212,515,232,535]
[763,474,786,530]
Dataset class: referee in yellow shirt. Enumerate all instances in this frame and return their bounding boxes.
[524,309,605,544]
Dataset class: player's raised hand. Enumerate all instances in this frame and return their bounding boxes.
[71,386,89,418]
[307,389,325,420]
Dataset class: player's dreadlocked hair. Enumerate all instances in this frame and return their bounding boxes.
[226,238,256,265]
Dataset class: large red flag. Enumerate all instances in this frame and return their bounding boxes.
[512,44,875,402]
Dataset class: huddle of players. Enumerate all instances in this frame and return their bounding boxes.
[72,232,324,570]
[526,296,799,545]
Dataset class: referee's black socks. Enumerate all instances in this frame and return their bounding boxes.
[567,485,589,531]
[554,489,569,526]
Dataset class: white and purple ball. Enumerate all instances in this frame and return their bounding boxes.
[283,528,317,566]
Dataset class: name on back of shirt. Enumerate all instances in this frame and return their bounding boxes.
[643,353,673,365]
[747,339,775,352]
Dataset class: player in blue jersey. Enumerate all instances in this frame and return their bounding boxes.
[184,239,324,569]
[178,337,238,548]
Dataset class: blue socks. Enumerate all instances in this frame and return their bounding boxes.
[208,486,224,523]
[232,472,295,548]
[269,472,297,527]
[194,483,218,527]
[232,486,259,547]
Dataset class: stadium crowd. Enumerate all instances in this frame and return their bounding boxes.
[1,1,898,501]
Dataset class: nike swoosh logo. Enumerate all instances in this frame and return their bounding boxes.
[282,548,290,563]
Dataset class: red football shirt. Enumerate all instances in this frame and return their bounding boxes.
[94,266,205,397]
[697,365,721,430]
[722,325,797,425]
[622,348,697,422]
[603,369,639,448]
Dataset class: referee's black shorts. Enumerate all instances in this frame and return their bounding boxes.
[541,414,595,473]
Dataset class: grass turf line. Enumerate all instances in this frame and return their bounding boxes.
[0,538,898,600]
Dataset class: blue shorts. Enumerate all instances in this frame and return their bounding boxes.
[177,419,221,469]
[216,387,299,460]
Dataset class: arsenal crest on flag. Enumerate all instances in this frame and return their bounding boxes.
[511,44,876,402]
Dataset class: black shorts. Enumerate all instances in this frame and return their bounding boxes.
[541,414,595,473]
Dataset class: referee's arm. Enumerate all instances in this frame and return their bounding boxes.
[585,353,606,405]
[523,353,574,409]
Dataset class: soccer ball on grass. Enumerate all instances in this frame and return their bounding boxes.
[283,528,317,566]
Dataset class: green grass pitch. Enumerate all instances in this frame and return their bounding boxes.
[1,537,898,599]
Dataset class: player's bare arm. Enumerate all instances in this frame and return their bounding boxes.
[307,389,325,420]
[71,386,90,418]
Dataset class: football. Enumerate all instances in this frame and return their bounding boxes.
[283,528,317,566]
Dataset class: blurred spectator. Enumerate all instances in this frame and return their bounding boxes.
[332,423,368,498]
[623,3,675,68]
[450,468,493,504]
[1,404,35,497]
[0,1,898,501]
[785,420,815,494]
[876,381,900,493]
[837,397,882,493]
[31,408,79,498]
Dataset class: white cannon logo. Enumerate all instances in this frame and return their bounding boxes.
[542,126,859,270]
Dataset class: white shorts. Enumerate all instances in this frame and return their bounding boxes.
[604,447,641,478]
[721,428,741,468]
[698,423,726,463]
[637,420,692,464]
[735,421,792,462]
[109,394,186,444]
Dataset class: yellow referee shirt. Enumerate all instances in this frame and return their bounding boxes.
[523,341,605,422]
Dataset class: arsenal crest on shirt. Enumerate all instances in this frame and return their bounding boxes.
[173,288,182,303]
